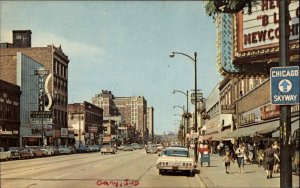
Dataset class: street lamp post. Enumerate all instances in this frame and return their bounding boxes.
[173,90,190,146]
[170,52,198,162]
[173,90,189,114]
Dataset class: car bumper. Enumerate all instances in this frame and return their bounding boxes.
[156,165,194,171]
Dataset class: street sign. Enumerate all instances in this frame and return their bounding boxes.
[270,66,299,105]
[30,111,53,124]
[191,92,203,99]
[221,105,236,114]
[191,92,203,105]
[34,68,49,75]
[30,111,52,118]
[30,118,53,125]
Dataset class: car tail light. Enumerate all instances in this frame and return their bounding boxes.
[183,163,185,166]
[162,162,165,166]
[166,162,168,166]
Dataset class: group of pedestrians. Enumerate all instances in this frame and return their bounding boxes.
[219,140,280,179]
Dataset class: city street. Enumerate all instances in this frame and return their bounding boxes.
[0,150,204,188]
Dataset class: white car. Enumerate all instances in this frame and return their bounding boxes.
[0,147,12,161]
[156,146,196,176]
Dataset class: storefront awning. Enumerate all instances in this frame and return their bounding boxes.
[272,119,299,137]
[225,117,299,138]
[205,126,219,135]
[212,129,231,141]
[226,125,259,138]
[198,133,217,142]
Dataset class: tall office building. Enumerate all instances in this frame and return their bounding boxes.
[92,90,148,140]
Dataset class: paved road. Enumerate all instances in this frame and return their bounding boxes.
[0,150,204,188]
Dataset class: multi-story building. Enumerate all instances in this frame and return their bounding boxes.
[92,90,148,143]
[147,106,154,142]
[203,83,221,138]
[0,80,21,148]
[68,101,103,146]
[0,30,70,146]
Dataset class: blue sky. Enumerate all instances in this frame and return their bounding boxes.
[0,1,222,135]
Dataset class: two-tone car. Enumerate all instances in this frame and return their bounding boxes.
[156,146,196,176]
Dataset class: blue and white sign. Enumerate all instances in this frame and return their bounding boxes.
[270,66,299,105]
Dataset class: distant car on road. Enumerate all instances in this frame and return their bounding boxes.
[100,145,116,154]
[156,146,195,176]
[146,146,158,154]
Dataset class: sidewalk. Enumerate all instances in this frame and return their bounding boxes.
[197,154,299,188]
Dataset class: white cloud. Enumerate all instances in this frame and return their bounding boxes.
[0,30,105,62]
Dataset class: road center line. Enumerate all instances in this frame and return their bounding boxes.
[54,172,73,179]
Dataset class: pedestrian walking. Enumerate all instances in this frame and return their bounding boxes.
[263,143,280,179]
[223,151,233,174]
[257,140,265,167]
[235,143,246,174]
[272,141,280,173]
[217,141,224,156]
[248,142,254,164]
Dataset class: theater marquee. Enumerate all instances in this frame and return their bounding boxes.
[234,0,299,63]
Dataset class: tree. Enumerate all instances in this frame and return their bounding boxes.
[205,0,258,20]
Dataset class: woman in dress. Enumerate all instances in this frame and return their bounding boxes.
[263,143,280,179]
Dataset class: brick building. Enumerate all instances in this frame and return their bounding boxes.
[68,101,103,146]
[0,30,70,146]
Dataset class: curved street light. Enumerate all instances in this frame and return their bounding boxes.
[170,51,198,162]
[173,105,185,111]
[172,90,189,114]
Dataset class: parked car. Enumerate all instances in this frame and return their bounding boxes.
[76,145,88,153]
[52,146,59,155]
[131,143,143,150]
[8,147,21,160]
[40,146,55,156]
[68,146,76,154]
[156,146,196,176]
[58,145,71,154]
[100,145,116,154]
[123,145,134,151]
[19,148,34,159]
[26,146,43,158]
[146,146,158,154]
[118,145,125,150]
[0,147,12,161]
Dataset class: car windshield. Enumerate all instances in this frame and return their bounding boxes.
[164,149,189,157]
